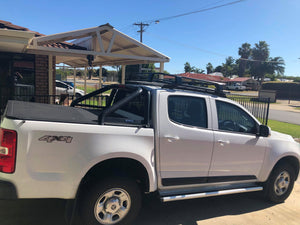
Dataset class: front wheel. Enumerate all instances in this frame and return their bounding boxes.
[264,163,295,203]
[80,177,142,225]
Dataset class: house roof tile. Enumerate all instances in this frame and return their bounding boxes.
[0,20,86,50]
[177,72,230,83]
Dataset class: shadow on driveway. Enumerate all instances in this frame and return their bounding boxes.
[134,192,275,225]
[0,192,275,225]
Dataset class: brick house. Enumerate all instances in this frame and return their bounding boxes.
[0,20,88,112]
[226,77,259,90]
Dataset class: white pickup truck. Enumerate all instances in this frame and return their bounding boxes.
[227,83,247,91]
[0,74,299,225]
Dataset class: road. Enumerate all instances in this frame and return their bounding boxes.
[269,109,300,125]
[1,182,300,225]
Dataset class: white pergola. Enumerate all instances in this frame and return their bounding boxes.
[25,23,170,95]
[0,29,35,53]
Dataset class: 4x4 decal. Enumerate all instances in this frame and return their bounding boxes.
[39,135,73,143]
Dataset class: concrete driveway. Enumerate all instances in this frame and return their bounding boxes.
[135,182,300,225]
[1,182,300,225]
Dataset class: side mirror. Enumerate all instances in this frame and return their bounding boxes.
[258,125,270,137]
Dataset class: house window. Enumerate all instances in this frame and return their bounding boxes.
[0,52,35,108]
[12,54,35,97]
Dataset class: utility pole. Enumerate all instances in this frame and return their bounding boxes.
[133,22,149,73]
[133,22,149,43]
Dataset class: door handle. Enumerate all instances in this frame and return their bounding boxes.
[217,140,230,146]
[164,136,180,142]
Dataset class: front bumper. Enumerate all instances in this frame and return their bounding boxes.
[0,180,18,199]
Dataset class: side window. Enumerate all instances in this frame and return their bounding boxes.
[168,96,207,128]
[216,100,258,134]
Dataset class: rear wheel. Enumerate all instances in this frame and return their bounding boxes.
[264,163,295,203]
[80,177,141,225]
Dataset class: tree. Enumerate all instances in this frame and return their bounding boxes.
[184,62,192,73]
[206,63,214,74]
[96,67,108,77]
[221,57,238,77]
[125,64,156,81]
[184,62,205,73]
[76,69,84,78]
[142,63,156,73]
[269,57,285,75]
[191,66,205,73]
[238,43,252,77]
[252,41,270,61]
[250,41,270,82]
[214,65,223,73]
[87,69,96,79]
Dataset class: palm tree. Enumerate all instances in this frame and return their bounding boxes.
[206,63,214,74]
[271,57,285,75]
[252,41,270,61]
[238,43,252,77]
[250,41,270,82]
[184,62,192,73]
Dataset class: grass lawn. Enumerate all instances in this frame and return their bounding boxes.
[268,119,300,138]
[76,85,98,94]
[76,85,112,95]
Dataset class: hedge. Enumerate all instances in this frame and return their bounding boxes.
[261,82,300,99]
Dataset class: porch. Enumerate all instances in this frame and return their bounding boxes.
[0,21,170,114]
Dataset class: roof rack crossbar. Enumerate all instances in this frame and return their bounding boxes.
[126,73,226,97]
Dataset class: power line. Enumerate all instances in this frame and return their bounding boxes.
[239,58,284,64]
[132,0,246,43]
[146,31,228,57]
[146,0,246,24]
[147,32,284,64]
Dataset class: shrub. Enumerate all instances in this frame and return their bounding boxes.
[261,82,300,99]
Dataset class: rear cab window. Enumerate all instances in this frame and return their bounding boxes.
[168,95,208,128]
[104,88,149,126]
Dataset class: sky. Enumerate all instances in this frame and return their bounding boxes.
[1,0,300,76]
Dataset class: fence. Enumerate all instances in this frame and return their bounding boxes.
[227,94,270,125]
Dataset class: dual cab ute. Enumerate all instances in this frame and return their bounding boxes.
[0,74,299,225]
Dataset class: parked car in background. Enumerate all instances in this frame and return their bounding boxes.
[227,83,247,91]
[55,80,84,98]
[62,80,74,87]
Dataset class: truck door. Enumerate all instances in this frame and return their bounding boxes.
[158,92,214,186]
[209,99,266,180]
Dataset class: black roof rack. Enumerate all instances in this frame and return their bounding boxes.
[126,73,226,97]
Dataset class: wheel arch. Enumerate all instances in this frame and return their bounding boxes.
[78,157,153,195]
[272,156,300,181]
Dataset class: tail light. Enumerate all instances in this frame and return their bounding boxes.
[0,128,17,173]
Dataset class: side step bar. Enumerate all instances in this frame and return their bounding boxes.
[161,186,263,202]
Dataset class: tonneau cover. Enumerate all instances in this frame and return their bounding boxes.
[5,101,98,124]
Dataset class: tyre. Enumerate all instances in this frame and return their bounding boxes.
[264,163,295,203]
[80,177,142,225]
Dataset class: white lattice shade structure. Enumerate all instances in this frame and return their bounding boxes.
[26,23,170,67]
